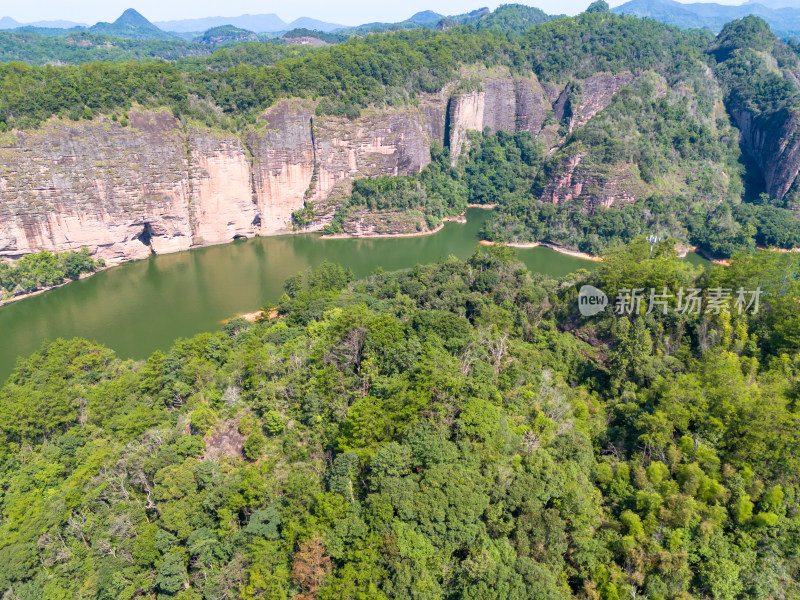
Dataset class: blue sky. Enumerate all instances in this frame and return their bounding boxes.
[6,0,748,27]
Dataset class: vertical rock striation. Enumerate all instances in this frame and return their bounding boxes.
[247,100,316,235]
[447,68,551,161]
[0,66,643,262]
[732,108,800,204]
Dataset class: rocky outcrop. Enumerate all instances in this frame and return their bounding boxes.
[0,66,636,263]
[312,106,431,207]
[247,100,316,235]
[569,72,634,131]
[540,149,646,208]
[541,151,590,204]
[188,129,259,246]
[447,70,551,161]
[550,72,634,134]
[0,111,193,262]
[732,108,800,203]
[0,103,433,262]
[0,112,266,263]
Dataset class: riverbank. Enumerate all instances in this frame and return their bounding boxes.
[682,245,732,266]
[0,213,475,309]
[221,309,279,324]
[0,207,578,384]
[479,239,603,262]
[319,214,467,240]
[0,268,109,308]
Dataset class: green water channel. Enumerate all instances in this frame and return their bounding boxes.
[0,208,704,382]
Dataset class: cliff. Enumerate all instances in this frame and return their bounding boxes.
[537,70,740,210]
[731,108,800,205]
[0,66,641,263]
[540,149,648,207]
[446,67,551,162]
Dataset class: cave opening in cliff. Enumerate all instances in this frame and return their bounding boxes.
[137,223,155,253]
[251,214,262,228]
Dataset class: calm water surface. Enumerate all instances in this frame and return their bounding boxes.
[0,209,703,381]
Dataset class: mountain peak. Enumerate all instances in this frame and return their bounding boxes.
[408,10,443,24]
[0,16,23,29]
[89,8,175,40]
[114,8,152,27]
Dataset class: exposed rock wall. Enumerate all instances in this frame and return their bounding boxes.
[312,106,431,207]
[447,69,551,161]
[247,100,316,235]
[188,129,259,246]
[0,66,641,262]
[540,150,646,208]
[0,111,193,262]
[732,108,800,203]
[0,103,433,262]
[569,72,634,131]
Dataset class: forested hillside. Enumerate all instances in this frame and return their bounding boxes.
[1,241,799,599]
[3,7,800,599]
[0,10,705,130]
[5,9,800,259]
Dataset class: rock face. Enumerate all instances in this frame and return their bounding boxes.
[188,129,259,247]
[569,72,634,131]
[0,66,639,262]
[447,68,551,161]
[0,103,434,262]
[0,111,193,262]
[540,150,646,208]
[732,108,800,204]
[247,100,316,235]
[312,106,431,215]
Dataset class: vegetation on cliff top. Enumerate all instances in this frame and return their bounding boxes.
[318,122,800,256]
[0,12,707,130]
[3,12,800,257]
[1,243,799,599]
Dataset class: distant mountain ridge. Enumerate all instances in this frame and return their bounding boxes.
[613,0,800,36]
[0,16,22,29]
[0,5,549,38]
[748,0,800,8]
[153,14,288,33]
[88,8,178,40]
[0,10,342,35]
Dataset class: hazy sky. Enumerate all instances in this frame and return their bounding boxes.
[7,0,748,27]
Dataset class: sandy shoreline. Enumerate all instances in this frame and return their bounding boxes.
[683,245,731,266]
[318,214,467,240]
[479,239,603,262]
[221,309,279,324]
[7,208,796,312]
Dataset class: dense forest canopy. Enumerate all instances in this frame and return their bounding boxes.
[1,242,799,599]
[0,12,710,130]
[3,8,800,597]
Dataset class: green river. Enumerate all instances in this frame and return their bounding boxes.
[0,209,706,382]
